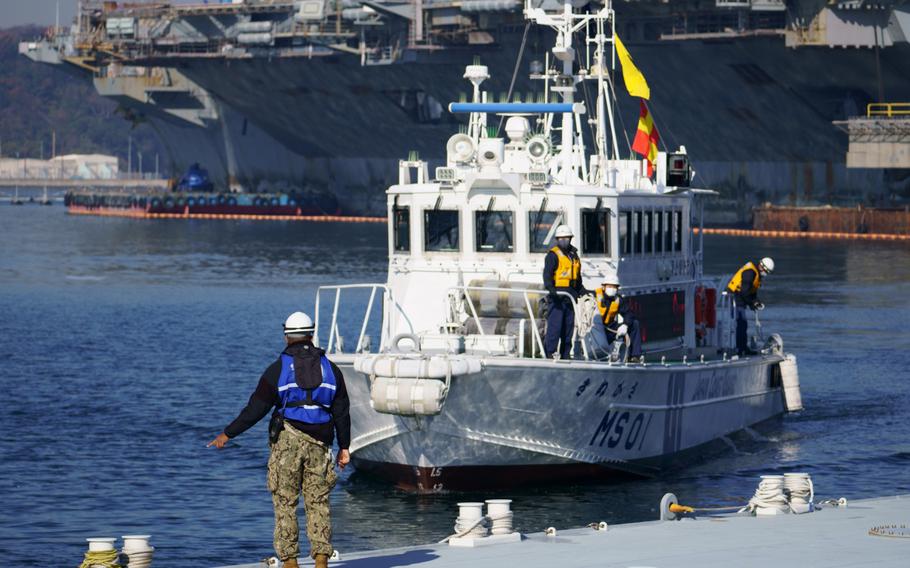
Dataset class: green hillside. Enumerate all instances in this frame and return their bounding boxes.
[0,26,161,171]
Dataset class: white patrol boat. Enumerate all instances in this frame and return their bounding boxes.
[310,0,803,493]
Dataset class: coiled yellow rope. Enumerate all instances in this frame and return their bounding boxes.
[77,549,122,568]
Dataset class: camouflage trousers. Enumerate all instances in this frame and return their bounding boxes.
[266,423,337,561]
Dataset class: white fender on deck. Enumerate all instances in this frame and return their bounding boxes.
[370,376,450,416]
[780,353,803,412]
[354,354,483,416]
[354,354,482,379]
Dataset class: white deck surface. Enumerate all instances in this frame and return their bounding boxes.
[218,495,910,568]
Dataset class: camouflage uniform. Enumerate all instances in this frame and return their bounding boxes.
[267,422,337,561]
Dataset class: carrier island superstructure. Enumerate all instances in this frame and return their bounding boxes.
[19,0,910,216]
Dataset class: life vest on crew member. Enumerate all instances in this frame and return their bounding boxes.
[726,261,761,294]
[595,288,621,326]
[550,246,581,288]
[277,354,337,424]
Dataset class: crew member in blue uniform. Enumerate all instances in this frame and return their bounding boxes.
[725,257,774,356]
[543,224,591,359]
[208,312,350,568]
[595,277,643,363]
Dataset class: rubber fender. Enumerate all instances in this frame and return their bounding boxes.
[354,354,482,379]
[369,376,448,416]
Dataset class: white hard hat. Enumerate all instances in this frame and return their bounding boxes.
[759,257,775,273]
[554,224,574,238]
[284,311,315,335]
[601,277,620,286]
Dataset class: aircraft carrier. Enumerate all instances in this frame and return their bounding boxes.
[18,0,910,217]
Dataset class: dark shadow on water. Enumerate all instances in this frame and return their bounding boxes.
[334,549,439,567]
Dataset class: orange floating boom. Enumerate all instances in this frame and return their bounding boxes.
[67,206,386,224]
[695,227,910,242]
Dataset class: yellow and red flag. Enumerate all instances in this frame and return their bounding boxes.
[614,34,650,100]
[631,100,660,177]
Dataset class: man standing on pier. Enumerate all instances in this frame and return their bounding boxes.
[208,311,350,568]
[543,224,591,360]
[726,257,774,356]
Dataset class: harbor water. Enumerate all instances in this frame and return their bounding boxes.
[1,207,908,567]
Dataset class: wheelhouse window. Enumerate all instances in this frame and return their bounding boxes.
[392,206,410,253]
[475,210,514,252]
[424,209,460,252]
[664,210,673,252]
[619,211,632,255]
[528,210,559,252]
[644,211,654,254]
[674,210,683,252]
[655,210,664,253]
[633,211,643,254]
[581,209,611,256]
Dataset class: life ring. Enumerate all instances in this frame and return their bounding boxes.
[390,333,421,353]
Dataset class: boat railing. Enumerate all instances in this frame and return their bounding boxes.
[447,285,587,360]
[314,283,398,354]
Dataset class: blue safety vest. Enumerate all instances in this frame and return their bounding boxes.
[277,354,337,424]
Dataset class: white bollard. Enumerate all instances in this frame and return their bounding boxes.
[455,502,487,538]
[754,475,788,516]
[87,538,116,552]
[784,473,814,514]
[485,499,514,535]
[121,535,154,568]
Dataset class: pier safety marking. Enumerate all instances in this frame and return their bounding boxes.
[695,227,910,242]
[66,207,387,224]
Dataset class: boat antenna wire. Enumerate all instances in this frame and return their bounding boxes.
[641,98,675,154]
[604,68,633,158]
[497,21,532,136]
[574,31,599,147]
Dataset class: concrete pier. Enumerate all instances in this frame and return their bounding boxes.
[217,494,909,568]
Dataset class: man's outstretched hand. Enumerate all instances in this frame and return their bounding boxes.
[207,432,230,449]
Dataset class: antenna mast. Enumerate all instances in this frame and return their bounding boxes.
[524,0,618,185]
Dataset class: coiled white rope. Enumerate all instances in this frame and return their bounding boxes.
[489,511,514,535]
[739,476,789,515]
[438,513,514,543]
[575,294,599,339]
[454,514,488,539]
[784,473,814,513]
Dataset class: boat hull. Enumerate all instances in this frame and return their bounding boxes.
[338,354,787,492]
